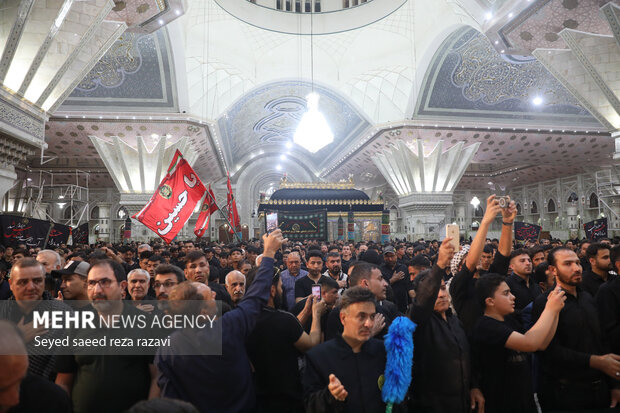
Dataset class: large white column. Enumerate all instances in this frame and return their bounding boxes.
[372,140,480,240]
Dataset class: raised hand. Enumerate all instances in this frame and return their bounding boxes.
[262,229,287,257]
[437,237,456,269]
[482,195,502,225]
[501,196,517,224]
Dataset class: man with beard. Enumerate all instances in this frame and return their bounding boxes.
[323,252,347,293]
[53,260,90,303]
[247,270,325,412]
[532,247,620,411]
[127,269,153,302]
[578,240,591,272]
[225,271,246,306]
[380,246,410,313]
[530,247,545,268]
[184,251,232,307]
[295,251,330,303]
[55,260,159,413]
[506,249,540,311]
[127,268,157,313]
[582,243,613,297]
[293,277,339,334]
[324,262,392,341]
[153,264,185,301]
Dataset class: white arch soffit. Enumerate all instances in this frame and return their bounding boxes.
[230,146,321,177]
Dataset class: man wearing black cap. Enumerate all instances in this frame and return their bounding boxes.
[52,260,90,303]
[380,246,410,313]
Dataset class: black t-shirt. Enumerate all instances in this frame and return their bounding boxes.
[219,266,234,284]
[294,275,331,300]
[55,304,154,413]
[8,374,71,413]
[473,315,536,413]
[246,307,305,400]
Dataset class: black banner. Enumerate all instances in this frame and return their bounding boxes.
[584,218,608,240]
[0,215,50,248]
[272,209,328,241]
[514,221,542,241]
[72,222,89,245]
[47,223,71,248]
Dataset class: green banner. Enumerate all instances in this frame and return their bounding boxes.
[274,209,328,241]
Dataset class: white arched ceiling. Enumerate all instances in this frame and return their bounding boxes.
[181,0,477,125]
[235,154,315,225]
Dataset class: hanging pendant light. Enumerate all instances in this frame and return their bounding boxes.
[294,92,334,153]
[293,8,333,153]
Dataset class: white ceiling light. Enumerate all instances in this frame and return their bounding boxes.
[276,165,282,171]
[470,196,481,209]
[294,93,334,153]
[485,12,493,20]
[286,141,293,149]
[532,96,543,105]
[280,154,286,160]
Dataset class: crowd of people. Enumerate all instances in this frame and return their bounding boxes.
[0,194,619,413]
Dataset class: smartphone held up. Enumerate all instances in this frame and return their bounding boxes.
[445,224,460,251]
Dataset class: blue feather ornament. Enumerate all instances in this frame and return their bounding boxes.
[381,316,416,413]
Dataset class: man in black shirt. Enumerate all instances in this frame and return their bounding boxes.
[506,249,541,311]
[380,246,410,313]
[295,251,330,303]
[532,247,620,411]
[55,260,157,413]
[578,240,591,272]
[582,243,613,297]
[247,270,324,412]
[0,321,71,413]
[303,287,397,412]
[597,245,620,354]
[292,277,339,334]
[325,262,394,341]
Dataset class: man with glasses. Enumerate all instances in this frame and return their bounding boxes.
[153,264,185,301]
[55,260,159,413]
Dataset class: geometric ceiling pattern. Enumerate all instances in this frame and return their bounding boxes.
[326,126,613,190]
[30,118,224,189]
[499,0,620,54]
[60,28,178,112]
[415,27,601,128]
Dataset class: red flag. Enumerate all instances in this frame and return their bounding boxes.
[194,185,218,238]
[133,150,206,243]
[226,173,241,234]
